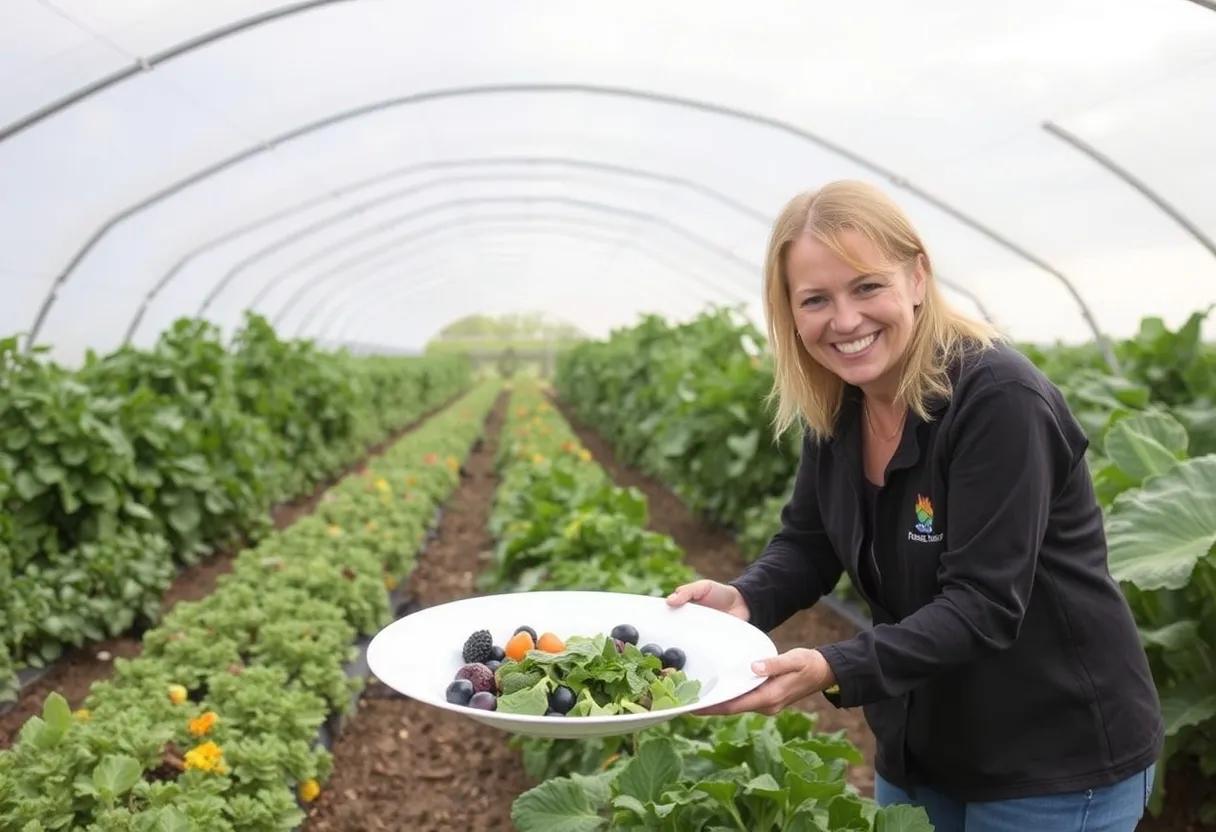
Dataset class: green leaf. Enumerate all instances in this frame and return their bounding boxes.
[168,499,201,535]
[1160,683,1216,736]
[155,807,190,832]
[496,679,550,716]
[616,737,683,804]
[82,477,118,507]
[1139,620,1201,652]
[42,691,71,734]
[511,777,608,832]
[14,470,45,500]
[1104,411,1188,483]
[875,804,935,832]
[1107,456,1216,590]
[123,500,155,521]
[93,754,143,797]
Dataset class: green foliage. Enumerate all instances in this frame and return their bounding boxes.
[512,713,926,832]
[556,310,800,529]
[0,316,471,699]
[0,385,498,829]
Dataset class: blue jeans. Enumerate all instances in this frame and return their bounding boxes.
[875,765,1155,832]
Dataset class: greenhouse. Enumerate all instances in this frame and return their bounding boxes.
[1,1,1214,829]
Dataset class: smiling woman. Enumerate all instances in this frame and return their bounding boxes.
[668,180,1164,832]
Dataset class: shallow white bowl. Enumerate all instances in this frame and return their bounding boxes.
[366,590,776,738]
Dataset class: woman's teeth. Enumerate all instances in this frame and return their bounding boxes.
[834,332,878,355]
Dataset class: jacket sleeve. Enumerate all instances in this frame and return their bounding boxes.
[819,381,1080,707]
[729,433,843,633]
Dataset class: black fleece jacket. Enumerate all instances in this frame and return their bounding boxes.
[730,344,1162,801]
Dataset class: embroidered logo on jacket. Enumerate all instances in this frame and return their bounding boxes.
[909,494,944,543]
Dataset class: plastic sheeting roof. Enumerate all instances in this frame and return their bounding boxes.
[2,0,1214,362]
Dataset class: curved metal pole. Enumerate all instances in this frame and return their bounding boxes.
[197,171,572,316]
[0,1,351,143]
[302,217,754,338]
[252,194,757,327]
[324,231,729,345]
[27,82,1108,363]
[127,154,769,344]
[1043,121,1216,261]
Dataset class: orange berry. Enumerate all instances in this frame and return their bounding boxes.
[505,631,535,662]
[537,632,565,653]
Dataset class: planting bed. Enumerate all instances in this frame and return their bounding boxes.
[305,393,529,832]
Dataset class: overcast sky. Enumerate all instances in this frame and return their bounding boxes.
[1,0,1214,363]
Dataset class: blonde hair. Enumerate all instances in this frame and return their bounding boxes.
[764,180,1001,439]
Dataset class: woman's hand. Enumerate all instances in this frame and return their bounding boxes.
[665,580,751,621]
[694,648,837,716]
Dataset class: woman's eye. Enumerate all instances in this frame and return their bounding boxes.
[857,282,882,294]
[800,296,826,308]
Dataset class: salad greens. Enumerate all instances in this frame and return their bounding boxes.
[495,635,700,717]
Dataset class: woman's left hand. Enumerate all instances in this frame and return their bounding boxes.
[694,648,837,716]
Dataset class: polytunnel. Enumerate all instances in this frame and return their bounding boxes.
[4,5,1216,831]
[2,0,1215,364]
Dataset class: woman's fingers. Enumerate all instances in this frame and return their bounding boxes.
[666,580,713,608]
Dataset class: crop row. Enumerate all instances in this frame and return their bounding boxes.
[0,383,499,831]
[0,315,470,702]
[555,308,1216,821]
[491,383,931,831]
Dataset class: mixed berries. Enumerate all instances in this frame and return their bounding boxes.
[442,623,695,716]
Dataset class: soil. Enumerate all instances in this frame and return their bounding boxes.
[557,403,877,797]
[0,396,459,749]
[305,393,531,832]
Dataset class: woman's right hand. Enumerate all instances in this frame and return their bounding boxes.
[666,580,751,621]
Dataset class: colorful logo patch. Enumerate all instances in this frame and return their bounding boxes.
[914,494,934,534]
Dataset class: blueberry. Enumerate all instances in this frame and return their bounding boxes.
[514,625,538,642]
[610,624,639,645]
[640,643,663,659]
[661,647,686,671]
[485,659,502,674]
[468,691,497,711]
[445,679,474,705]
[544,709,563,717]
[548,685,575,714]
[489,645,506,662]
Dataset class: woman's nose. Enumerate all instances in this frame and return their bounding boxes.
[830,299,863,333]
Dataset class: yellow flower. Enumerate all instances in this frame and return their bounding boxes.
[531,453,546,465]
[383,573,399,591]
[168,684,188,706]
[405,475,418,487]
[184,741,228,775]
[374,478,390,494]
[73,708,91,722]
[188,711,218,737]
[445,456,460,472]
[578,449,592,462]
[327,524,343,538]
[299,778,321,803]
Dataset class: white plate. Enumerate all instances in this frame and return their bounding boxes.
[366,590,776,738]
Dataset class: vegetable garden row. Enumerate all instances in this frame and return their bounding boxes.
[555,307,1216,825]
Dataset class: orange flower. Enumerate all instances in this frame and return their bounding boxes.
[188,711,218,737]
[423,452,439,465]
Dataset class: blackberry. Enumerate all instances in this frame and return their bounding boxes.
[462,629,494,664]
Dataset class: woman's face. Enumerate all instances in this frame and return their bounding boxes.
[785,229,926,397]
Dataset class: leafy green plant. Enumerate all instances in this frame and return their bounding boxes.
[512,712,930,832]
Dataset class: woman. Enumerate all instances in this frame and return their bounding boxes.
[667,181,1162,831]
